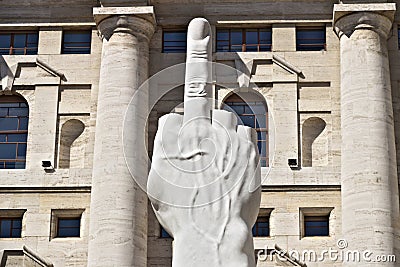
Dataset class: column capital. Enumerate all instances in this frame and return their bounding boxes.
[93,6,156,41]
[333,3,396,39]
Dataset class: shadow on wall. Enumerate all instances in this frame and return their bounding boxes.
[59,119,85,169]
[302,117,327,167]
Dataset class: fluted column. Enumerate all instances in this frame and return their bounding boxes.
[88,7,155,267]
[334,3,399,265]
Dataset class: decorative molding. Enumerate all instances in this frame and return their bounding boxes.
[272,54,304,78]
[36,58,67,81]
[23,246,54,267]
[93,6,156,41]
[262,185,341,192]
[333,3,396,39]
[0,186,91,194]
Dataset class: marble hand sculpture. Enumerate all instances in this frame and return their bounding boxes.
[147,18,261,267]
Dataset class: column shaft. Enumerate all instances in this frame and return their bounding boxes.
[88,11,155,267]
[334,5,399,266]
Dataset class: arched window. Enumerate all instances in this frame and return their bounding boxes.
[223,92,268,167]
[0,95,29,169]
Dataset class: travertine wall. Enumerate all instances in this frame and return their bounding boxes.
[0,1,399,267]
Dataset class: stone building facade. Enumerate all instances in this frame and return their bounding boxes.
[0,0,399,266]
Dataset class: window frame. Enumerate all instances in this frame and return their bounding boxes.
[216,28,272,52]
[252,208,273,237]
[50,209,84,239]
[0,217,23,238]
[223,93,269,167]
[0,31,39,55]
[0,96,29,169]
[304,215,329,237]
[162,29,187,53]
[56,217,81,238]
[61,30,92,54]
[300,207,333,238]
[0,209,26,239]
[296,26,326,51]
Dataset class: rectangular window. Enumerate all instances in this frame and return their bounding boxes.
[62,30,92,54]
[304,216,329,237]
[163,30,187,53]
[252,208,272,237]
[0,218,22,238]
[50,209,84,239]
[217,28,272,52]
[300,207,333,238]
[296,27,326,51]
[0,32,38,55]
[57,217,81,237]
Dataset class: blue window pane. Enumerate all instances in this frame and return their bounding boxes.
[0,49,10,55]
[11,228,21,238]
[13,34,26,48]
[0,144,17,159]
[231,30,242,45]
[245,30,258,51]
[5,162,15,169]
[8,134,27,142]
[305,218,329,236]
[14,162,25,169]
[0,118,19,131]
[227,104,244,114]
[12,219,22,228]
[27,33,38,44]
[0,162,4,169]
[255,115,266,128]
[26,48,38,55]
[19,118,29,131]
[163,31,187,53]
[297,28,326,51]
[0,108,8,117]
[0,134,6,142]
[164,32,186,42]
[259,30,272,42]
[252,221,270,237]
[62,31,91,54]
[257,131,267,141]
[0,220,11,237]
[217,30,229,41]
[160,227,171,238]
[0,34,11,49]
[250,104,266,114]
[8,107,28,117]
[260,159,267,167]
[259,228,269,236]
[240,115,255,128]
[17,143,27,159]
[0,103,19,108]
[59,218,80,228]
[58,227,80,237]
[63,32,91,43]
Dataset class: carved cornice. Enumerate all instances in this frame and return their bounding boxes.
[333,3,396,39]
[93,7,156,42]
